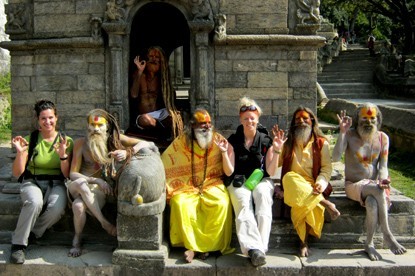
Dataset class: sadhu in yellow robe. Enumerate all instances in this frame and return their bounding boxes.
[282,137,332,243]
[161,133,234,255]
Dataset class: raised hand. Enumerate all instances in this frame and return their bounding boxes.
[97,178,113,195]
[54,133,70,158]
[271,124,287,152]
[134,56,146,73]
[12,136,29,153]
[337,110,352,133]
[214,134,229,153]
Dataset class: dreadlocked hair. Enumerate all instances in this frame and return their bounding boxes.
[150,46,184,138]
[87,109,132,164]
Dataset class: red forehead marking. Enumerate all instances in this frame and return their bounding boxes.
[367,108,373,116]
[94,116,99,122]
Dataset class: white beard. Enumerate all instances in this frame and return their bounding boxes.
[294,124,312,147]
[357,123,377,142]
[87,131,111,165]
[194,127,213,149]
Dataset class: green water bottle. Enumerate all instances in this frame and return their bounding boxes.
[245,169,264,191]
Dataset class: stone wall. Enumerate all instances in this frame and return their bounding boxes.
[0,0,10,75]
[1,0,325,138]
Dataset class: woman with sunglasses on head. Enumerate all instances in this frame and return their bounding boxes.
[10,99,74,264]
[226,97,286,267]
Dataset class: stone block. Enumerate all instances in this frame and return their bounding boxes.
[35,76,77,91]
[88,63,105,74]
[117,213,163,250]
[75,0,106,14]
[35,63,88,75]
[226,46,287,60]
[220,0,287,15]
[10,76,31,92]
[113,246,167,275]
[56,91,105,105]
[11,55,33,65]
[235,13,286,30]
[34,2,75,15]
[232,60,277,72]
[11,64,33,76]
[214,60,233,72]
[34,14,90,35]
[77,74,104,90]
[247,72,287,88]
[289,72,316,88]
[300,50,317,60]
[278,60,317,73]
[216,87,288,101]
[12,91,56,105]
[215,72,247,88]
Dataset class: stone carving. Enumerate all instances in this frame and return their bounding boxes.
[117,145,165,206]
[190,0,212,21]
[214,14,226,41]
[296,0,321,25]
[90,16,103,40]
[105,0,126,22]
[5,4,26,33]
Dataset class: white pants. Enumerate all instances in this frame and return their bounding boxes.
[227,178,274,255]
[12,180,67,246]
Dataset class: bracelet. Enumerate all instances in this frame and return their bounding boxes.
[221,149,227,153]
[60,155,68,161]
[273,149,281,154]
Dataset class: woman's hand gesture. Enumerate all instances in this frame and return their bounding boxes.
[271,124,287,152]
[12,136,29,153]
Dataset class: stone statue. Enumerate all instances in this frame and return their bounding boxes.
[90,17,103,40]
[214,14,226,40]
[190,0,212,21]
[117,145,165,206]
[6,4,26,31]
[105,0,125,22]
[296,0,321,25]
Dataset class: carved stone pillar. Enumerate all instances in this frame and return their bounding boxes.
[189,21,214,111]
[102,22,127,127]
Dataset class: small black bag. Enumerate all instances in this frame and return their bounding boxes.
[233,174,246,188]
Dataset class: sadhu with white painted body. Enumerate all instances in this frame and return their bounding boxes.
[332,103,407,261]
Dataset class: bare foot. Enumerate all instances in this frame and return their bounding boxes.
[326,202,341,221]
[184,250,195,263]
[68,235,82,257]
[384,234,407,255]
[102,221,117,236]
[300,243,309,257]
[365,244,382,261]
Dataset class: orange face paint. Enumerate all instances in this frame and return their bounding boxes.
[295,111,312,125]
[193,110,211,124]
[359,107,377,121]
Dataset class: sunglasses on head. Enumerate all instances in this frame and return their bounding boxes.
[240,105,257,113]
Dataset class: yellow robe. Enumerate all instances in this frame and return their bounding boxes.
[161,133,234,254]
[281,138,332,243]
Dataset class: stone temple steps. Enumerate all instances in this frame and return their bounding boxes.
[1,151,415,274]
[318,47,379,99]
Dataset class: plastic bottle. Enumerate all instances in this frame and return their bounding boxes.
[245,169,264,191]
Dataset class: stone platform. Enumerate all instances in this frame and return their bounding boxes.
[0,143,414,275]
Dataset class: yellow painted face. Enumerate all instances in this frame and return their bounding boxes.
[359,107,377,122]
[193,110,212,129]
[295,111,312,126]
[88,115,108,133]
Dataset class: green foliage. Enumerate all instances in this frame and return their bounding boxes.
[0,72,11,143]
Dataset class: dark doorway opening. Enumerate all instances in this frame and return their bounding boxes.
[128,2,191,131]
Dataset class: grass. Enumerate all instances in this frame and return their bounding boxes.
[0,72,11,142]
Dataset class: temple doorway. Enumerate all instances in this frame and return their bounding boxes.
[128,2,191,133]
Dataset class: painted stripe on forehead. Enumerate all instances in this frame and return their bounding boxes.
[360,107,377,118]
[194,110,211,123]
[89,115,107,124]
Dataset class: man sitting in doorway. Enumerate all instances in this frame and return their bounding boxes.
[130,46,183,141]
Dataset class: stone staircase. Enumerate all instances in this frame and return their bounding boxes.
[318,45,379,99]
[0,141,415,274]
